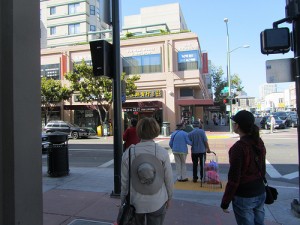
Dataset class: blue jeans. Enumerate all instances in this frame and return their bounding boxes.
[232,193,266,225]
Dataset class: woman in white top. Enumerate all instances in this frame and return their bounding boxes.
[120,117,173,225]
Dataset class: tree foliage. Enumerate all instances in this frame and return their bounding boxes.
[41,77,72,123]
[210,65,227,102]
[210,65,244,112]
[65,60,140,125]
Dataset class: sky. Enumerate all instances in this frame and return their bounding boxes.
[121,0,294,98]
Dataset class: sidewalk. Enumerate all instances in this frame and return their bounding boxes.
[43,124,300,225]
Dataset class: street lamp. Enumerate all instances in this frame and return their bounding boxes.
[224,18,249,133]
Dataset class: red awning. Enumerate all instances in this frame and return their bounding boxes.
[176,99,214,106]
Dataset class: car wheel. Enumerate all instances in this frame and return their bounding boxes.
[71,131,79,139]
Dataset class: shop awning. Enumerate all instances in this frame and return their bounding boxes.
[176,99,214,106]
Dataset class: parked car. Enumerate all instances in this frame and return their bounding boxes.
[266,115,286,129]
[290,114,298,127]
[260,116,269,129]
[43,120,93,139]
[272,112,292,127]
[41,133,50,153]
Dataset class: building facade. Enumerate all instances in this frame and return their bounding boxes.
[40,0,110,49]
[40,2,213,131]
[41,31,213,131]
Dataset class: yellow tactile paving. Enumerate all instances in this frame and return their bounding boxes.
[174,179,226,192]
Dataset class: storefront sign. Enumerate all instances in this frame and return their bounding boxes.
[41,63,60,79]
[129,90,163,99]
[126,47,160,56]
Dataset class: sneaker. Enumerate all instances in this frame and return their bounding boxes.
[181,178,188,182]
[193,179,197,183]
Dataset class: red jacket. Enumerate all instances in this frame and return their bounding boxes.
[123,127,140,149]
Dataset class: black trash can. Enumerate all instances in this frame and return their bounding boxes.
[161,122,170,136]
[46,131,69,177]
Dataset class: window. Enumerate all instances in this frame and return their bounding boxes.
[123,54,162,75]
[68,3,80,15]
[90,25,96,31]
[178,50,200,71]
[50,7,56,15]
[68,23,80,35]
[90,5,95,15]
[180,88,194,97]
[50,27,56,35]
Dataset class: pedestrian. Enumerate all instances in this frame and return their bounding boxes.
[213,114,218,125]
[169,124,192,182]
[123,118,140,151]
[188,121,211,183]
[270,115,276,133]
[120,117,173,225]
[221,110,267,225]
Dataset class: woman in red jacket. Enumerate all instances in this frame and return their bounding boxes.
[123,118,140,151]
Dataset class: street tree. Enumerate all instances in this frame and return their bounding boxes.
[41,77,72,124]
[65,60,140,125]
[231,73,244,96]
[210,65,227,102]
[210,65,244,112]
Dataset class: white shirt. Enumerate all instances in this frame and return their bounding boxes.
[121,141,173,213]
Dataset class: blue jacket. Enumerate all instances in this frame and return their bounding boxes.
[169,130,192,154]
[188,128,208,153]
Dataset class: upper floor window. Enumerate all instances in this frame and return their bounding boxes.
[50,7,56,15]
[68,3,80,15]
[178,50,200,71]
[122,54,162,75]
[68,23,80,35]
[90,25,96,31]
[50,27,56,35]
[90,5,95,15]
[180,88,194,97]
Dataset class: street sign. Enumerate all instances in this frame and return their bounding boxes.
[266,58,295,83]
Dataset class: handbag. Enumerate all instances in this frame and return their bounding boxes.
[253,146,278,205]
[117,148,136,225]
[265,184,278,204]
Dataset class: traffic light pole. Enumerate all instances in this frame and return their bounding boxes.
[111,0,122,197]
[292,14,300,215]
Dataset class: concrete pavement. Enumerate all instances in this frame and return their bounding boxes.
[43,123,300,225]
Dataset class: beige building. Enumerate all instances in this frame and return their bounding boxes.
[41,31,213,131]
[41,3,213,132]
[40,0,110,49]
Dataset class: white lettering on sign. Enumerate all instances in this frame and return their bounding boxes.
[126,47,159,56]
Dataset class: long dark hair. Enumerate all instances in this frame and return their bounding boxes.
[239,123,260,144]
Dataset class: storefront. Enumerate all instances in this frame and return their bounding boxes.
[122,101,163,129]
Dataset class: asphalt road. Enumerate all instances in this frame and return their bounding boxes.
[42,127,299,186]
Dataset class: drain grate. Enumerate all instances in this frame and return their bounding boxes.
[67,219,113,225]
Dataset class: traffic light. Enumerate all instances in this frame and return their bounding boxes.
[90,40,113,78]
[223,98,229,104]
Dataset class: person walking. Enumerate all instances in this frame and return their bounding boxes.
[221,110,267,225]
[169,124,192,182]
[123,118,140,151]
[120,117,173,225]
[188,121,211,183]
[270,115,276,133]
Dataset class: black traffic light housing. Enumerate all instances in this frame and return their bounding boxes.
[260,27,291,54]
[90,40,113,78]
